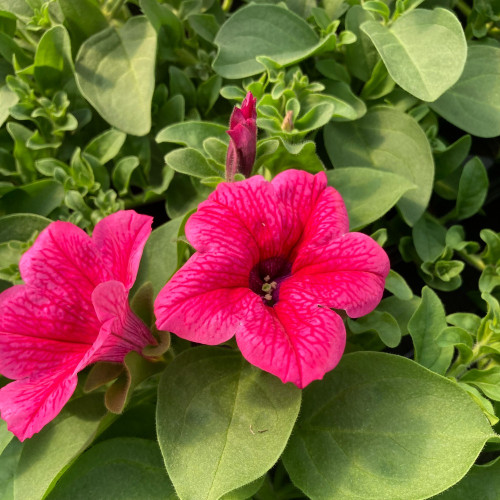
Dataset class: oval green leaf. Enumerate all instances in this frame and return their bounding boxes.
[14,395,107,500]
[157,346,301,500]
[75,16,157,136]
[156,122,228,150]
[47,438,177,500]
[282,351,494,500]
[213,4,331,79]
[361,8,466,102]
[430,45,500,138]
[326,167,415,230]
[324,107,434,226]
[0,213,50,243]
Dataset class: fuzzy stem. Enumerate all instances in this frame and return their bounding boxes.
[457,250,487,272]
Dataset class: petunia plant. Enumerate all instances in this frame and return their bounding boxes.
[0,0,499,499]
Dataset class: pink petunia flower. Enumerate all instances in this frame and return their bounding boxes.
[225,92,257,182]
[0,211,156,440]
[154,170,390,388]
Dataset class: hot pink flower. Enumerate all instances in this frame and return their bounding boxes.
[0,210,156,440]
[225,92,257,181]
[155,170,390,388]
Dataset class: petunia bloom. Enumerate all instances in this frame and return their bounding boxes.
[154,170,390,388]
[225,92,257,182]
[0,210,156,440]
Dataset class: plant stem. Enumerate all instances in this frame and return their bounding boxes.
[104,0,126,19]
[457,250,486,271]
[222,0,233,12]
[456,0,472,17]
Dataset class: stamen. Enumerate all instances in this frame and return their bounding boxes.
[262,283,272,293]
[264,293,273,301]
[270,281,277,290]
[263,275,270,282]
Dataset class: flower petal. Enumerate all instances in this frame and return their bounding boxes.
[81,280,155,367]
[19,221,105,304]
[0,285,96,379]
[272,170,348,257]
[236,286,346,388]
[185,175,284,262]
[291,232,390,317]
[92,210,153,290]
[0,369,77,441]
[155,252,257,344]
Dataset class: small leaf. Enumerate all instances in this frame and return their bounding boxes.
[165,148,222,178]
[112,156,139,195]
[348,310,402,348]
[156,121,228,150]
[84,129,127,164]
[455,157,489,220]
[412,215,446,262]
[385,269,413,300]
[462,368,500,402]
[408,286,453,374]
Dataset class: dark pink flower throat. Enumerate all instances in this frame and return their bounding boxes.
[249,256,292,306]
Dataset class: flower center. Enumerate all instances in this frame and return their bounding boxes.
[249,257,292,306]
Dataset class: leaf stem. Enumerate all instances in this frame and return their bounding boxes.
[456,0,472,17]
[222,0,233,12]
[457,250,486,272]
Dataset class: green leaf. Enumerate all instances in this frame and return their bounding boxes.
[156,121,228,150]
[75,17,157,136]
[14,394,107,500]
[462,368,500,401]
[0,85,18,128]
[0,439,23,500]
[430,45,500,138]
[282,351,494,500]
[348,310,402,347]
[455,157,489,220]
[33,25,73,93]
[324,107,434,226]
[0,213,50,243]
[361,8,467,101]
[112,156,139,196]
[408,286,453,374]
[157,347,301,500]
[385,269,413,300]
[58,0,108,48]
[438,456,500,500]
[326,167,415,230]
[0,420,13,456]
[412,214,446,262]
[213,4,334,78]
[322,80,367,122]
[133,216,184,296]
[84,129,127,164]
[165,148,222,178]
[188,13,220,43]
[377,295,420,336]
[434,134,471,181]
[47,438,177,500]
[344,6,378,81]
[0,180,64,216]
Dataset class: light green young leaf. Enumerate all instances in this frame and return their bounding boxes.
[408,286,453,374]
[112,156,139,195]
[326,167,415,230]
[165,148,222,178]
[431,45,500,138]
[156,121,228,150]
[14,394,107,500]
[361,8,467,101]
[84,129,127,164]
[324,107,434,226]
[47,438,177,500]
[385,269,413,300]
[282,351,494,500]
[75,17,157,136]
[33,25,73,93]
[462,368,500,401]
[0,85,18,127]
[348,310,402,348]
[157,347,301,500]
[455,157,489,220]
[213,4,334,78]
